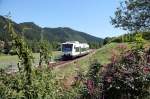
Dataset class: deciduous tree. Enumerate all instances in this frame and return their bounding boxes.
[111,0,150,32]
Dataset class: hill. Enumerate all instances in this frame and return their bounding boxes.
[0,15,103,44]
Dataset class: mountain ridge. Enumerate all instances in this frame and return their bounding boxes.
[0,16,103,44]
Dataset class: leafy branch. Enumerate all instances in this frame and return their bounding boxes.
[4,16,34,98]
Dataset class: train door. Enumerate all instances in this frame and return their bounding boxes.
[79,46,81,55]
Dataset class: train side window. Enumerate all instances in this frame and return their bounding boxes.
[75,47,80,52]
[81,48,86,51]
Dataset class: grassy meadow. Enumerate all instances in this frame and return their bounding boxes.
[0,51,62,69]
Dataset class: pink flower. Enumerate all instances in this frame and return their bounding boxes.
[110,54,117,63]
[106,76,113,83]
[86,79,94,95]
[117,44,127,50]
[124,52,134,61]
[143,67,150,74]
[110,49,118,63]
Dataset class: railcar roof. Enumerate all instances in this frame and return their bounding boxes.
[62,41,79,44]
[62,41,89,46]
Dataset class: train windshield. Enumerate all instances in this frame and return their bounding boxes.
[62,44,73,52]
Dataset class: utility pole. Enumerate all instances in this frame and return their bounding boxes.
[39,29,44,66]
[40,29,44,41]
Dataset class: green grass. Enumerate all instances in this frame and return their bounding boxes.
[93,43,119,64]
[54,43,125,78]
[0,54,18,62]
[0,51,61,69]
[54,57,91,78]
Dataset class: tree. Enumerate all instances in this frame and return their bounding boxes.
[39,40,52,66]
[4,15,34,98]
[3,41,12,54]
[103,37,111,45]
[111,0,150,32]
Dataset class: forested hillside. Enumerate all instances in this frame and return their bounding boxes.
[0,15,103,44]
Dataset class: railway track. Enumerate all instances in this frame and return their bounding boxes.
[48,49,97,69]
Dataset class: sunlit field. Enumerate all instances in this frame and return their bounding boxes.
[0,51,62,69]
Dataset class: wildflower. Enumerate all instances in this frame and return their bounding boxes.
[125,52,135,61]
[106,76,112,83]
[86,79,94,95]
[143,67,150,74]
[110,52,118,63]
[117,44,127,50]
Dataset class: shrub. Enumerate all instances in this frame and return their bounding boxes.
[79,42,150,99]
[79,60,103,99]
[0,67,64,99]
[102,48,150,99]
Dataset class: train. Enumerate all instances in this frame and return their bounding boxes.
[61,41,90,59]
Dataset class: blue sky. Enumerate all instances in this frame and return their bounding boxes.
[0,0,126,38]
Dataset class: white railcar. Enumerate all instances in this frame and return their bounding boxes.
[61,41,89,58]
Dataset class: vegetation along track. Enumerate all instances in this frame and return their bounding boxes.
[48,49,97,69]
[4,49,97,74]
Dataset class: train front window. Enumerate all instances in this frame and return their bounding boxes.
[62,44,73,52]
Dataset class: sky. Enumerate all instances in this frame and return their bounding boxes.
[0,0,126,38]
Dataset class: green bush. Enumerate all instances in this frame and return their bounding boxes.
[0,68,63,99]
[101,48,150,99]
[79,43,150,99]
